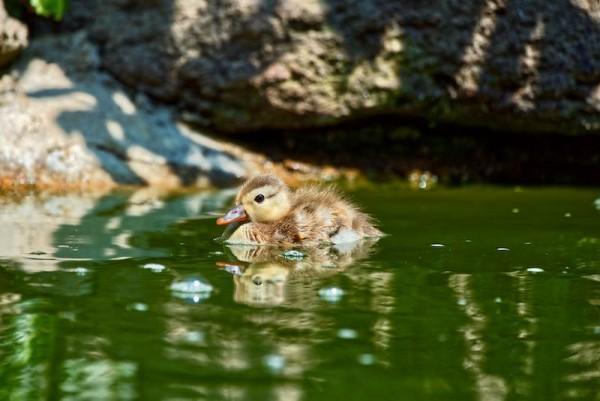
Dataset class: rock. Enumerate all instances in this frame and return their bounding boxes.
[62,0,599,134]
[0,3,28,68]
[0,32,247,190]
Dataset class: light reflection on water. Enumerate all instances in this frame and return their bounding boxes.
[0,186,598,401]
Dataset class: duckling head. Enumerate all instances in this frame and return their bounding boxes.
[217,174,291,225]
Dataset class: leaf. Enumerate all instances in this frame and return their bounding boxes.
[28,0,69,20]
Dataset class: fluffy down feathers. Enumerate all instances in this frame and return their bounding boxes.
[223,176,382,245]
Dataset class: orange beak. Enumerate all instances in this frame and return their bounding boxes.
[216,205,248,225]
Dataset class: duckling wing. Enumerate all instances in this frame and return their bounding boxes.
[291,186,370,244]
[292,204,335,241]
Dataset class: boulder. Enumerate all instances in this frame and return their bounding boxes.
[0,2,28,67]
[0,32,247,190]
[64,0,599,134]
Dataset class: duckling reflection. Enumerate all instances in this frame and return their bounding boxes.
[218,240,377,307]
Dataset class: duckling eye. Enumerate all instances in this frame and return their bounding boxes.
[254,194,265,203]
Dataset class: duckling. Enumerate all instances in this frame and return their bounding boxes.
[216,174,382,245]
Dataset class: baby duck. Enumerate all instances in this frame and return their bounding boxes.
[217,174,382,245]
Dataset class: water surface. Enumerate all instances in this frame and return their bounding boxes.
[0,186,598,401]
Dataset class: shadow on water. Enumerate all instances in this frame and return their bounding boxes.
[0,187,599,400]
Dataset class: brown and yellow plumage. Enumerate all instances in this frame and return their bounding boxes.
[218,174,382,245]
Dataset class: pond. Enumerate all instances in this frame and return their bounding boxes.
[0,185,598,401]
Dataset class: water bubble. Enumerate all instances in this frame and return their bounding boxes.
[564,212,572,218]
[337,328,358,339]
[170,276,213,303]
[430,243,445,248]
[129,302,148,312]
[594,198,600,210]
[494,297,502,303]
[73,267,89,276]
[64,266,90,276]
[182,330,204,344]
[281,250,305,260]
[358,354,376,366]
[465,239,472,243]
[319,287,345,303]
[526,267,544,274]
[512,208,520,214]
[142,263,166,273]
[496,247,510,252]
[263,354,285,373]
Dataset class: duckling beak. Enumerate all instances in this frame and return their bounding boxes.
[216,205,248,225]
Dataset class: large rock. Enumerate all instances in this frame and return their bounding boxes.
[64,0,599,134]
[0,32,247,190]
[0,2,28,67]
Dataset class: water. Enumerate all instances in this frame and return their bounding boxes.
[0,186,598,401]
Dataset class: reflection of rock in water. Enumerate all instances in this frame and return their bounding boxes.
[222,240,377,307]
[0,189,234,272]
[0,194,99,272]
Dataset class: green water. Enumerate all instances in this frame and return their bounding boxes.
[0,186,598,401]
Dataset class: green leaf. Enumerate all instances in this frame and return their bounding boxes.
[28,0,69,20]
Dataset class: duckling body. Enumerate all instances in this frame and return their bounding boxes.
[217,175,382,245]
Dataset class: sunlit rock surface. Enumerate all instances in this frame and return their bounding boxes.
[0,32,247,190]
[63,0,599,134]
[0,3,27,67]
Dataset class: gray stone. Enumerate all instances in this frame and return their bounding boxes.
[0,3,28,67]
[0,32,247,190]
[62,0,599,134]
